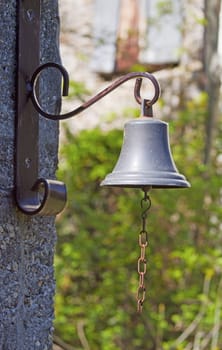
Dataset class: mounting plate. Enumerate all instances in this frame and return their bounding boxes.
[16,0,66,215]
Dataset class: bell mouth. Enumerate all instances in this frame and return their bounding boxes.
[100,171,191,189]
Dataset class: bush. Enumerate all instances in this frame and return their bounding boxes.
[55,95,222,349]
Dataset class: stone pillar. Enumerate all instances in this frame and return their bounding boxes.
[0,1,61,349]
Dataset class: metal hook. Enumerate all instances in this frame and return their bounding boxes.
[134,76,160,106]
[141,191,151,231]
[29,64,161,121]
[141,193,151,214]
[134,76,160,117]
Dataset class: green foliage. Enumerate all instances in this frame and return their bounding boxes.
[156,1,173,16]
[55,94,222,349]
[67,80,91,100]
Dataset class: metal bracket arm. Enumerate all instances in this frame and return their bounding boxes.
[29,63,160,121]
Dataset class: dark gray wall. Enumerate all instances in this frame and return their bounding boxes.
[0,1,61,349]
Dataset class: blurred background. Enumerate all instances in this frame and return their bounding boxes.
[54,1,222,349]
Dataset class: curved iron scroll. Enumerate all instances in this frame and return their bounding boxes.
[16,179,67,216]
[29,62,160,121]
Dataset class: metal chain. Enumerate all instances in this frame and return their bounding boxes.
[137,190,151,313]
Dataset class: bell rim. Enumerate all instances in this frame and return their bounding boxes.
[101,171,191,189]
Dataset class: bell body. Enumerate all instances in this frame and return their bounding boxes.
[101,117,190,189]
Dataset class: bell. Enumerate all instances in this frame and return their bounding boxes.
[101,117,190,189]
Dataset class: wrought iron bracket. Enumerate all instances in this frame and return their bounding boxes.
[16,0,66,216]
[16,0,160,216]
[29,63,160,121]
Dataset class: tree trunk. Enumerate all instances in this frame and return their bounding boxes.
[203,0,221,165]
[0,1,61,349]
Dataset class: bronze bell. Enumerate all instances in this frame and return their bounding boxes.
[101,109,190,190]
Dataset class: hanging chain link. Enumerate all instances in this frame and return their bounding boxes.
[137,190,151,313]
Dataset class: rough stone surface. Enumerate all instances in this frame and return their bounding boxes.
[0,1,61,349]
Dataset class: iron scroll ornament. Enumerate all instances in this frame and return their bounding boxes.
[16,61,160,216]
[29,62,160,121]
